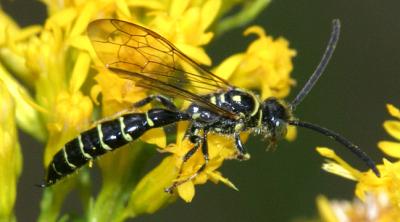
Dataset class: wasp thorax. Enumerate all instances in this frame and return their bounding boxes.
[261,98,291,139]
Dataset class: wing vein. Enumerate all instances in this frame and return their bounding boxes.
[87,19,236,118]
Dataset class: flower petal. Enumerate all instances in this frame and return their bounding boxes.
[321,161,356,181]
[213,53,243,80]
[0,64,46,140]
[115,0,130,17]
[201,0,221,30]
[383,120,400,140]
[316,195,340,222]
[123,156,177,217]
[208,171,238,191]
[45,8,77,29]
[175,43,211,66]
[0,79,22,220]
[378,141,400,158]
[386,104,400,119]
[140,128,166,149]
[170,0,190,18]
[69,52,91,92]
[285,125,297,141]
[90,84,101,105]
[177,181,195,203]
[69,2,96,37]
[244,25,266,37]
[316,147,363,179]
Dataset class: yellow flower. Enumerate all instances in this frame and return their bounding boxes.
[1,3,95,143]
[81,0,236,219]
[378,104,400,158]
[130,22,295,203]
[215,25,297,141]
[1,0,289,220]
[0,11,44,140]
[215,25,296,99]
[317,148,400,221]
[138,24,296,202]
[148,0,221,66]
[21,22,94,165]
[314,104,400,222]
[0,79,22,221]
[1,3,96,220]
[122,156,178,218]
[44,90,93,165]
[315,152,400,222]
[164,122,239,202]
[0,9,41,84]
[316,192,400,222]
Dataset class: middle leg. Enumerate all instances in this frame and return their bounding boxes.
[165,129,209,193]
[234,133,250,160]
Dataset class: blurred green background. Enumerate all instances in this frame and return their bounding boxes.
[3,0,400,221]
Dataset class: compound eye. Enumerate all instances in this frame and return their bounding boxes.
[273,119,287,139]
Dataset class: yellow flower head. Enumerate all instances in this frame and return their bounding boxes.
[315,154,398,222]
[143,23,296,201]
[316,104,400,219]
[317,193,400,222]
[1,0,294,220]
[0,80,22,221]
[1,2,95,152]
[378,104,400,158]
[164,122,239,202]
[215,25,296,99]
[148,0,221,66]
[44,90,93,165]
[316,147,386,199]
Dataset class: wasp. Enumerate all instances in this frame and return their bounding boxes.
[42,19,380,192]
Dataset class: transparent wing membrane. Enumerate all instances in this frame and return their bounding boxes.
[88,19,235,118]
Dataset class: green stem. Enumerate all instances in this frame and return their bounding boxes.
[215,0,271,36]
[88,143,155,222]
[38,180,75,222]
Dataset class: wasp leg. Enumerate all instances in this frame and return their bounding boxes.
[182,123,200,141]
[173,134,202,183]
[184,135,202,161]
[266,137,278,151]
[90,107,136,126]
[165,130,209,193]
[234,133,250,160]
[133,94,177,111]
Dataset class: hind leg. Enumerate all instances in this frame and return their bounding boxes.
[133,94,177,111]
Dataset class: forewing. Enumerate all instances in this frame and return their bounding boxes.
[87,19,235,118]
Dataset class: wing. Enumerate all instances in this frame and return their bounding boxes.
[87,19,236,118]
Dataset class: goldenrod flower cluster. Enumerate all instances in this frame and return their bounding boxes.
[0,0,296,221]
[315,104,400,222]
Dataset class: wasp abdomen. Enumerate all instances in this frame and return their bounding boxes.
[45,108,188,186]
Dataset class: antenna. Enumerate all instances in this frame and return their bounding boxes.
[288,120,380,177]
[287,20,379,177]
[290,19,341,110]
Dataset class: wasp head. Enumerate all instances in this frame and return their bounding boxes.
[260,98,292,140]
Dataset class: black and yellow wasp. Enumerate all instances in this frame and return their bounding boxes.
[42,19,380,191]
